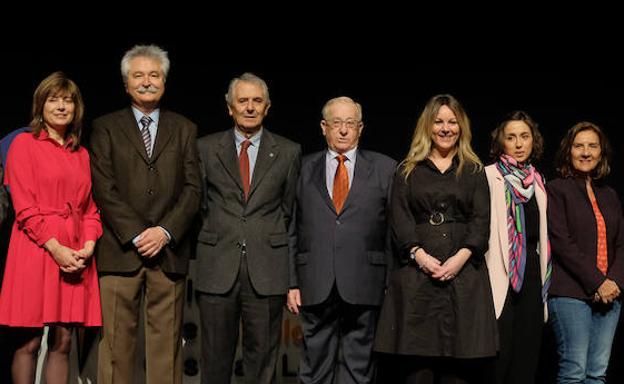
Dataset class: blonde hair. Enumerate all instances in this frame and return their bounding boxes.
[401,94,481,179]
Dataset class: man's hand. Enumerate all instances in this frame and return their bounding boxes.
[287,288,302,315]
[136,227,168,258]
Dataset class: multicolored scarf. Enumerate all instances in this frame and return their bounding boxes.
[496,154,551,302]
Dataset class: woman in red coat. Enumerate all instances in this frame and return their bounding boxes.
[0,72,102,384]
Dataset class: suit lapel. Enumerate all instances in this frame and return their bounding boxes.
[312,153,335,213]
[119,109,151,163]
[248,130,278,199]
[216,130,244,192]
[151,111,173,160]
[340,150,371,214]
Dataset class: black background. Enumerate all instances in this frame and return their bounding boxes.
[1,39,623,382]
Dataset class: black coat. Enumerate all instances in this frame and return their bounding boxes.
[547,177,624,300]
[375,158,498,358]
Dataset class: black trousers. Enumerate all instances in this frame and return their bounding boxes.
[495,256,543,384]
[196,255,284,384]
[299,286,379,384]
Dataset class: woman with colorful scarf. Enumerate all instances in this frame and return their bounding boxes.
[547,122,623,383]
[484,111,550,384]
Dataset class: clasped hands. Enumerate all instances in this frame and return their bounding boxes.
[412,247,470,282]
[135,226,169,258]
[46,239,96,274]
[593,278,621,304]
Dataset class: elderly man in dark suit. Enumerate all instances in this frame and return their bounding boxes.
[196,72,301,384]
[287,97,396,384]
[90,44,201,384]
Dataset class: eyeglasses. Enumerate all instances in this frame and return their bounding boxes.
[325,118,360,130]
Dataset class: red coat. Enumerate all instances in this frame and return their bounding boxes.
[0,131,102,326]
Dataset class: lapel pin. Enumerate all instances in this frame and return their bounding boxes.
[269,153,274,157]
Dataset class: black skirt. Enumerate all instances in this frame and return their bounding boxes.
[374,222,498,358]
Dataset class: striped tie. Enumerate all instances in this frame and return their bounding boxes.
[140,115,152,157]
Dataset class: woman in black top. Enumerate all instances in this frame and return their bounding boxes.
[375,94,497,384]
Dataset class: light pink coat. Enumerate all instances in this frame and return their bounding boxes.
[484,164,549,321]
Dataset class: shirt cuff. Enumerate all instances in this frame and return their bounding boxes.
[158,226,172,243]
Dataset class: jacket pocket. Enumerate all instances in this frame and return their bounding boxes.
[269,233,288,247]
[367,251,387,265]
[197,231,218,245]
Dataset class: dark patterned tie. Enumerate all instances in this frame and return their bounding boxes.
[332,155,349,213]
[140,115,152,157]
[239,140,252,200]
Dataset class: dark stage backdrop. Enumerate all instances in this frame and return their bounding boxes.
[1,43,623,382]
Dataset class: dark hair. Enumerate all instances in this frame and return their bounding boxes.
[29,71,84,151]
[489,110,544,162]
[555,121,611,180]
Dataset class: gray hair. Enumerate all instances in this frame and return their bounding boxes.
[120,44,170,83]
[225,72,270,105]
[322,96,362,120]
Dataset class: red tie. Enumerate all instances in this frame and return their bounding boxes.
[333,155,349,213]
[239,140,251,200]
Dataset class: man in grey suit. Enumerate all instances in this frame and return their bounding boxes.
[90,44,201,384]
[196,73,301,384]
[287,97,396,384]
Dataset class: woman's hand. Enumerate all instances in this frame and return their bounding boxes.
[412,247,442,276]
[432,248,472,282]
[76,240,96,260]
[45,238,85,273]
[596,279,621,304]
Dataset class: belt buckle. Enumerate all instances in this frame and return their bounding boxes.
[429,212,445,226]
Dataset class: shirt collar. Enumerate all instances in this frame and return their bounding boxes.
[132,107,160,126]
[234,127,263,148]
[36,128,74,148]
[327,147,358,163]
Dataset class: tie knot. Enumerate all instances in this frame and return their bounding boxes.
[140,115,152,129]
[336,154,347,164]
[241,140,252,151]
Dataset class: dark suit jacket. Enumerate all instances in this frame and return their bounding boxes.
[196,129,301,295]
[290,150,396,306]
[90,108,201,275]
[547,176,624,300]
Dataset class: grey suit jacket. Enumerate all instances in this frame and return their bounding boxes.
[196,129,301,295]
[90,108,201,275]
[290,150,396,306]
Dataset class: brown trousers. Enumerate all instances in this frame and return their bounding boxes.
[97,266,185,384]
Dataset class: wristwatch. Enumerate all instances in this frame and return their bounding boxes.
[409,246,421,262]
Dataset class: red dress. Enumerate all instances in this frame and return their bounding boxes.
[0,131,102,326]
